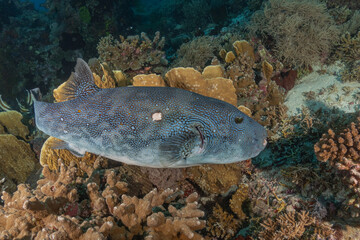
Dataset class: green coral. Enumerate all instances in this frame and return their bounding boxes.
[79,6,91,24]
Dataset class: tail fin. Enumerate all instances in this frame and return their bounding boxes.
[30,88,42,102]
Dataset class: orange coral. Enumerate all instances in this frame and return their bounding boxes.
[314,118,360,213]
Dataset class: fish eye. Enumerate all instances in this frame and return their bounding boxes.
[234,117,243,124]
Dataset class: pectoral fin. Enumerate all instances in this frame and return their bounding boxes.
[159,124,204,167]
[46,137,85,157]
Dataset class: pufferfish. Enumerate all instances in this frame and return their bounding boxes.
[33,58,267,168]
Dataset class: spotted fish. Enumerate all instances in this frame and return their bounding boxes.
[33,58,267,168]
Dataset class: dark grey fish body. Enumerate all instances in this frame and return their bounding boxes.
[34,59,267,168]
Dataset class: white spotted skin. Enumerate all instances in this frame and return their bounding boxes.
[34,86,267,168]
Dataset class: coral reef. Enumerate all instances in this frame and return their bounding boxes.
[186,162,251,194]
[0,134,38,187]
[0,110,38,193]
[249,0,340,67]
[97,32,168,80]
[139,167,186,190]
[341,60,360,82]
[314,117,360,214]
[133,74,166,87]
[314,117,360,168]
[0,158,206,239]
[165,67,237,106]
[325,0,360,10]
[92,62,127,88]
[172,36,221,70]
[230,184,249,221]
[218,40,288,138]
[258,211,335,240]
[206,203,240,240]
[335,31,360,64]
[0,110,29,140]
[125,65,237,106]
[39,136,98,171]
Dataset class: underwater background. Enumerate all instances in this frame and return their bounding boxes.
[0,0,360,239]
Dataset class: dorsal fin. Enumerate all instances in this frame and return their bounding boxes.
[53,58,100,102]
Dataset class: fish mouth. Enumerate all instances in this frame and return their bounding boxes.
[195,125,205,153]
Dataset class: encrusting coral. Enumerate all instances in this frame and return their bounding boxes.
[0,158,206,239]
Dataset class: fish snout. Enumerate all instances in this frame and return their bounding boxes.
[250,127,267,155]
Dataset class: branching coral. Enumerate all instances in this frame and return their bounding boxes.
[97,31,167,79]
[249,0,340,67]
[0,158,206,239]
[139,167,186,190]
[206,203,240,240]
[258,211,335,240]
[314,117,360,215]
[335,31,360,64]
[172,36,220,70]
[341,60,360,83]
